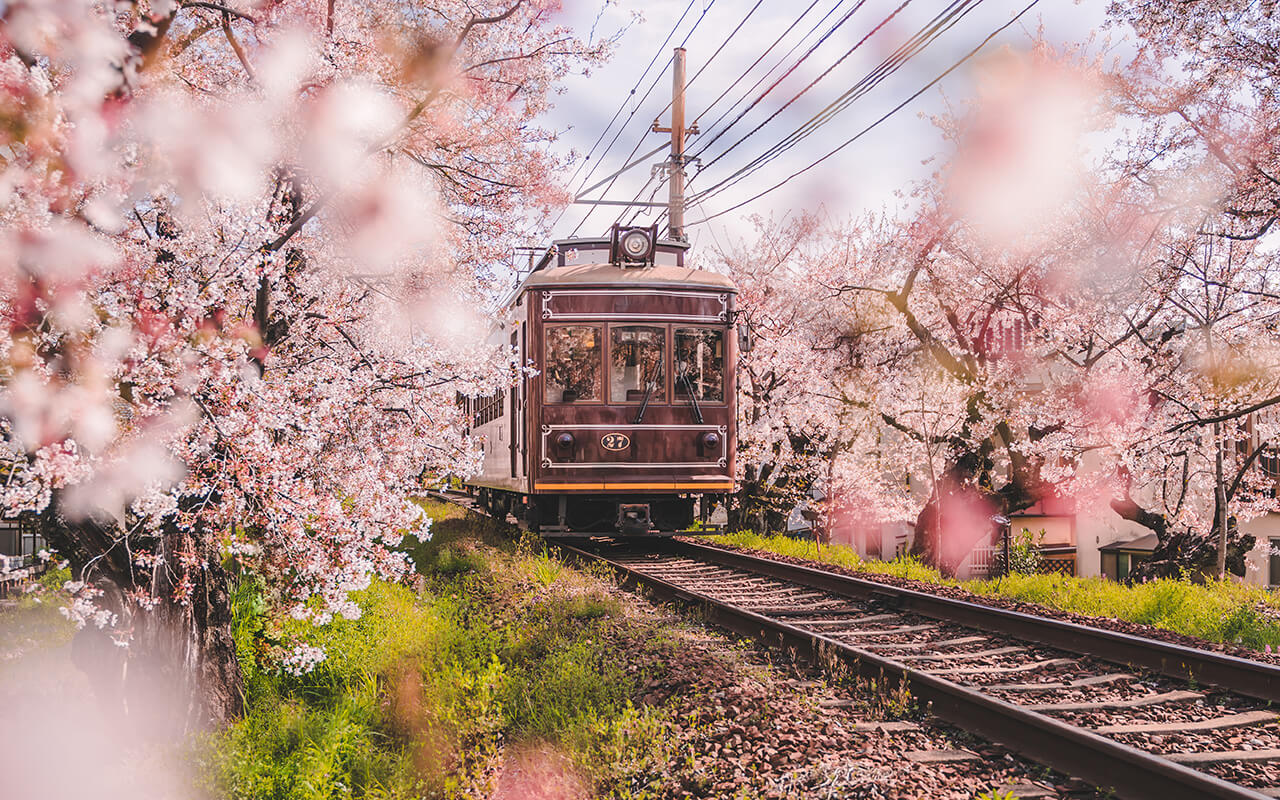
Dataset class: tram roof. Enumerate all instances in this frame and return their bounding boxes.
[520,262,736,292]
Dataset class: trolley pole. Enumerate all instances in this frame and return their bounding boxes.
[668,47,688,242]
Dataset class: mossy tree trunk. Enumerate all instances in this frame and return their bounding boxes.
[40,493,243,732]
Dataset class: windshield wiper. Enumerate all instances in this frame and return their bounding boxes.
[677,367,704,424]
[633,357,662,424]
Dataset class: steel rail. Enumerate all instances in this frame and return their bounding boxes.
[665,539,1280,705]
[554,539,1272,800]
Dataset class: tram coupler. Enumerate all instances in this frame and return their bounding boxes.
[617,503,653,535]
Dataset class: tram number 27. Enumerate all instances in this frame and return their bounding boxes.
[600,433,631,451]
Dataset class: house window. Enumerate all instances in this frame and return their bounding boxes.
[1102,551,1132,582]
[1270,539,1280,587]
[545,326,602,403]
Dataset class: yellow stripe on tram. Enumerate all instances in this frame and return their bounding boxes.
[534,481,734,492]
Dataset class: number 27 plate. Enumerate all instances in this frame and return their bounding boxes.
[600,432,631,451]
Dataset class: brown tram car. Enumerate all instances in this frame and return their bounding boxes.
[461,227,736,536]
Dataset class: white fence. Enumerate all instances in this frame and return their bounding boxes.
[957,543,1002,580]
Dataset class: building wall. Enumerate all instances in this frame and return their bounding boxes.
[1071,508,1153,579]
[1073,504,1280,585]
[1242,514,1280,587]
[1007,515,1074,547]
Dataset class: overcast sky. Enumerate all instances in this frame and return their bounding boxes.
[540,0,1116,251]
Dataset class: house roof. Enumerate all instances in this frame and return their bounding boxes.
[520,262,737,292]
[1099,533,1159,553]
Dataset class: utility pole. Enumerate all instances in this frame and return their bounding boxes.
[669,47,688,242]
[652,48,697,242]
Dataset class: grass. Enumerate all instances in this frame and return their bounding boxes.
[205,499,676,799]
[712,531,1280,651]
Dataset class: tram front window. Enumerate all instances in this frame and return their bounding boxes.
[675,327,725,402]
[545,326,601,403]
[611,326,665,403]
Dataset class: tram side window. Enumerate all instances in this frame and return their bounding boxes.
[545,326,602,403]
[611,325,666,403]
[674,328,725,402]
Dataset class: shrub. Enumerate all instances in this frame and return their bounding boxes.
[993,528,1045,575]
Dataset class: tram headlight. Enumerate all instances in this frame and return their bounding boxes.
[619,229,652,260]
[555,432,575,453]
[612,224,657,264]
[700,431,720,454]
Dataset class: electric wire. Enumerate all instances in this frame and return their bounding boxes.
[685,0,1045,228]
[685,0,869,165]
[689,0,847,154]
[673,0,766,108]
[564,0,697,193]
[546,0,698,234]
[690,0,827,130]
[620,0,846,233]
[691,0,978,199]
[644,0,919,234]
[566,0,723,237]
[606,0,770,232]
[691,0,983,205]
[693,0,912,177]
[626,0,839,230]
[581,0,844,238]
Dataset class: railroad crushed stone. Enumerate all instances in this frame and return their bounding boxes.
[688,538,1280,666]
[578,559,1099,798]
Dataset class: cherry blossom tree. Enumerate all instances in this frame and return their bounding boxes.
[1089,0,1280,577]
[724,38,1280,578]
[713,212,920,542]
[0,0,608,725]
[720,44,1128,568]
[712,213,840,535]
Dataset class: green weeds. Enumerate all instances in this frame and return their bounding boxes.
[713,532,1280,651]
[208,503,674,799]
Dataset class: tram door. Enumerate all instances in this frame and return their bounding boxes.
[510,330,520,478]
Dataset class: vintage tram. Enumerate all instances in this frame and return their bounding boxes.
[460,225,736,536]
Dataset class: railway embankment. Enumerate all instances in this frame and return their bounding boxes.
[702,532,1280,662]
[208,500,1095,798]
[1,502,1101,798]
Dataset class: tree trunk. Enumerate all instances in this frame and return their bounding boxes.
[1214,420,1229,580]
[911,468,1000,577]
[40,497,244,733]
[1112,492,1255,581]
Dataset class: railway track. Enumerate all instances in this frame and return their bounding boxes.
[437,491,1280,799]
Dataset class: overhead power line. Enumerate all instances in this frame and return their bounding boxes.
[686,0,1045,228]
[692,0,920,180]
[547,0,699,234]
[690,0,829,131]
[687,0,870,164]
[690,0,984,207]
[563,0,698,193]
[690,0,847,150]
[607,0,770,231]
[567,0,725,237]
[611,0,857,237]
[628,0,847,232]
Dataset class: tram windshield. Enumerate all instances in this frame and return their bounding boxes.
[610,325,666,403]
[674,327,725,402]
[545,325,601,403]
